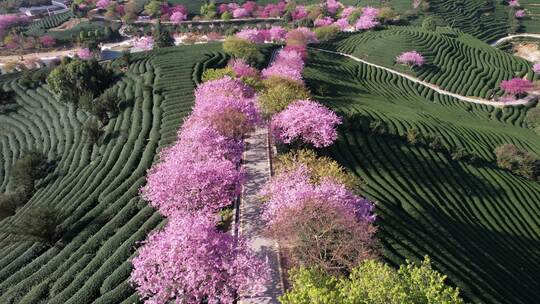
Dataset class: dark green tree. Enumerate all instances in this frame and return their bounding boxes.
[152,21,174,48]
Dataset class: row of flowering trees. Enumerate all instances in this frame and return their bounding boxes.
[130,46,273,302]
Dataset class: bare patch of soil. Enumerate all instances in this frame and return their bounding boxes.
[513,42,540,62]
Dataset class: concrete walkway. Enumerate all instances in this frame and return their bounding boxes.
[239,126,283,304]
[311,48,537,107]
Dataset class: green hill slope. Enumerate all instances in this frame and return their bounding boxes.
[304,49,540,304]
[321,26,534,100]
[0,44,227,304]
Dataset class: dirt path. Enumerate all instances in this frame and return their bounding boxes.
[0,48,80,65]
[312,48,537,107]
[238,126,283,304]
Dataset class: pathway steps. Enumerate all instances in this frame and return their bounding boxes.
[238,126,283,304]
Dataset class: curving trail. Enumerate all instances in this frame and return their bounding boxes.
[310,48,537,107]
[491,33,540,46]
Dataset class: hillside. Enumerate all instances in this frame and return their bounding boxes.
[0,44,226,303]
[321,26,534,99]
[304,48,540,304]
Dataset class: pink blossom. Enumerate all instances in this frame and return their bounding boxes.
[96,0,110,10]
[362,6,380,18]
[242,1,258,14]
[235,28,266,43]
[262,48,305,82]
[39,35,56,48]
[500,78,533,96]
[533,63,540,74]
[396,51,425,67]
[268,26,287,42]
[233,7,250,18]
[325,0,343,14]
[515,9,526,18]
[413,0,422,9]
[218,3,230,14]
[333,17,350,30]
[261,165,375,226]
[134,36,154,50]
[230,59,259,78]
[170,11,186,23]
[77,48,92,60]
[508,0,520,7]
[292,5,308,20]
[340,6,357,19]
[314,16,334,27]
[260,2,286,18]
[285,27,318,45]
[115,4,125,15]
[78,3,87,10]
[355,16,379,30]
[228,3,240,11]
[130,214,269,304]
[270,100,342,148]
[193,76,261,127]
[0,14,30,36]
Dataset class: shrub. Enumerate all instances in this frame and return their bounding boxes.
[258,77,311,116]
[280,257,465,304]
[378,6,399,23]
[271,100,342,148]
[6,206,64,247]
[83,119,104,145]
[422,16,437,31]
[0,192,22,219]
[130,214,269,304]
[406,128,422,145]
[201,66,236,82]
[313,25,340,42]
[275,149,362,191]
[524,103,540,134]
[10,152,48,194]
[152,22,174,48]
[495,144,540,181]
[222,37,263,65]
[46,58,114,103]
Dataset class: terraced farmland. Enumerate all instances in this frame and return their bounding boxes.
[304,49,540,304]
[0,44,227,303]
[322,27,534,99]
[25,11,75,36]
[520,0,540,33]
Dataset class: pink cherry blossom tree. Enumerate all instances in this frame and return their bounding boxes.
[233,7,250,18]
[130,214,269,304]
[355,7,380,31]
[96,0,110,10]
[170,11,186,23]
[396,51,426,67]
[500,78,533,97]
[508,0,520,7]
[268,26,287,42]
[515,9,526,18]
[77,48,92,60]
[235,28,266,43]
[39,35,56,48]
[325,0,343,14]
[533,63,540,74]
[262,48,305,82]
[230,59,260,78]
[314,16,335,27]
[134,36,154,50]
[270,100,342,148]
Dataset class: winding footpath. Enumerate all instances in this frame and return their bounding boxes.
[238,126,283,304]
[311,48,538,107]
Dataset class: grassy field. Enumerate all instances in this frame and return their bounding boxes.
[304,48,540,304]
[321,26,535,99]
[0,44,228,303]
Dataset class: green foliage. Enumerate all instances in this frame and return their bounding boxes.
[313,25,341,42]
[422,16,437,31]
[10,152,48,194]
[495,144,539,181]
[258,76,311,116]
[201,66,235,82]
[276,149,362,191]
[200,2,217,19]
[144,0,162,17]
[83,119,104,146]
[152,22,174,48]
[378,7,400,24]
[0,192,23,219]
[524,102,540,134]
[221,11,232,21]
[280,257,465,304]
[222,37,263,65]
[6,206,64,247]
[46,58,114,104]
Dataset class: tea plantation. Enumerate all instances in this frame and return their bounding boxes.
[304,47,540,304]
[0,44,227,303]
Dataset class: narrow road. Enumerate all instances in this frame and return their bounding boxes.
[239,126,283,304]
[491,33,540,46]
[311,48,537,107]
